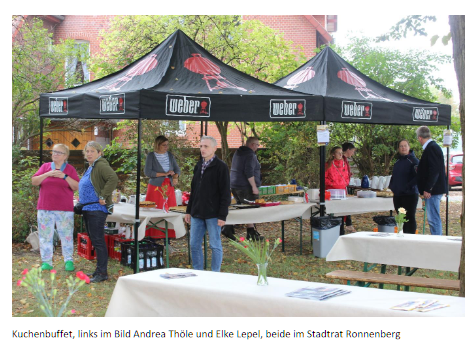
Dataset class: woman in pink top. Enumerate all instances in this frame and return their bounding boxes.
[32,144,79,271]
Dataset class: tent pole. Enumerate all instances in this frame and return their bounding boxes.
[319,121,326,216]
[446,125,450,236]
[39,116,44,167]
[134,118,142,273]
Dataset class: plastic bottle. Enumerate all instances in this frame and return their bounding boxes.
[175,189,183,205]
[361,175,370,189]
[139,251,145,270]
[150,250,157,268]
[127,248,132,265]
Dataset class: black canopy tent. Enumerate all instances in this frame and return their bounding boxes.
[39,29,324,272]
[274,47,452,233]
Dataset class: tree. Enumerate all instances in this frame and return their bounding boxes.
[377,15,465,297]
[449,15,465,298]
[12,16,91,162]
[91,15,306,165]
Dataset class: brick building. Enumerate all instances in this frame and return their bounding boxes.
[17,15,337,150]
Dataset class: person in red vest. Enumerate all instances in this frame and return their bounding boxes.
[325,146,355,234]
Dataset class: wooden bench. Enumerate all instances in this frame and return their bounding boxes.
[326,270,460,291]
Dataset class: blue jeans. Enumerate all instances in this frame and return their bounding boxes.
[190,217,223,272]
[426,194,443,235]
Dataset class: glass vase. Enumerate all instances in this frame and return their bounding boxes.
[396,223,404,237]
[162,198,169,213]
[256,263,268,286]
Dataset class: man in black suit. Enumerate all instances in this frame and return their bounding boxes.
[416,126,447,235]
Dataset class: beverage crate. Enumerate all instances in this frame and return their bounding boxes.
[110,235,134,261]
[276,185,285,194]
[120,241,164,271]
[77,233,96,260]
[258,186,268,196]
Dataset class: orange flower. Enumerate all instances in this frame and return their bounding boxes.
[373,228,378,232]
[394,226,398,233]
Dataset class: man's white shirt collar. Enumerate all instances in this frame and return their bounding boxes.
[422,138,433,150]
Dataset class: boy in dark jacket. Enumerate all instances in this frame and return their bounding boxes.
[389,139,419,234]
[415,126,447,235]
[185,136,230,272]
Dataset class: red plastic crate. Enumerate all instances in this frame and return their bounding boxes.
[111,235,134,261]
[104,234,118,259]
[77,233,96,260]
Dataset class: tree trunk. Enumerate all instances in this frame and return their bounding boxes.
[449,15,465,297]
[215,121,231,166]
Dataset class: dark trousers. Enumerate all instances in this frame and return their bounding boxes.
[223,188,257,234]
[345,215,352,226]
[393,194,419,234]
[83,211,108,274]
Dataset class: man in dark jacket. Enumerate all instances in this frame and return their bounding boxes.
[416,126,447,235]
[185,136,230,272]
[222,137,263,241]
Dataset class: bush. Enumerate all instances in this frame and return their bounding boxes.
[12,156,40,242]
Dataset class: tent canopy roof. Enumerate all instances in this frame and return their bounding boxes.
[274,47,451,126]
[40,30,323,122]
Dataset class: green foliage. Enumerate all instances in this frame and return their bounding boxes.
[92,15,306,82]
[102,119,195,194]
[259,122,321,187]
[12,16,87,158]
[376,16,437,42]
[12,156,40,242]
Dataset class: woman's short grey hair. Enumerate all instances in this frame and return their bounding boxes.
[416,126,431,139]
[83,141,104,156]
[53,143,70,158]
[201,136,218,147]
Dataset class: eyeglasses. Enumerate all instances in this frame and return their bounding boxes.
[52,150,66,155]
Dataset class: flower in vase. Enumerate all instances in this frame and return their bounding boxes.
[394,208,408,227]
[228,237,281,265]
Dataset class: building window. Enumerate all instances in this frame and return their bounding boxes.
[65,40,90,86]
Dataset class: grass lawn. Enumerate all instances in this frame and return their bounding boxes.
[12,196,463,317]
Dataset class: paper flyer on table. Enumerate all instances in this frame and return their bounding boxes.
[160,272,198,279]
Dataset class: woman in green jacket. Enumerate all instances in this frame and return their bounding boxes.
[78,141,118,283]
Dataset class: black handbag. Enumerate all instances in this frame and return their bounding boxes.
[74,202,99,215]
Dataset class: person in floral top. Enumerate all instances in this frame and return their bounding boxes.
[32,144,79,271]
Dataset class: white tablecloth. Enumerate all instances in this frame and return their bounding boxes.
[107,203,186,240]
[105,268,464,317]
[326,232,462,272]
[325,196,422,216]
[225,203,316,225]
